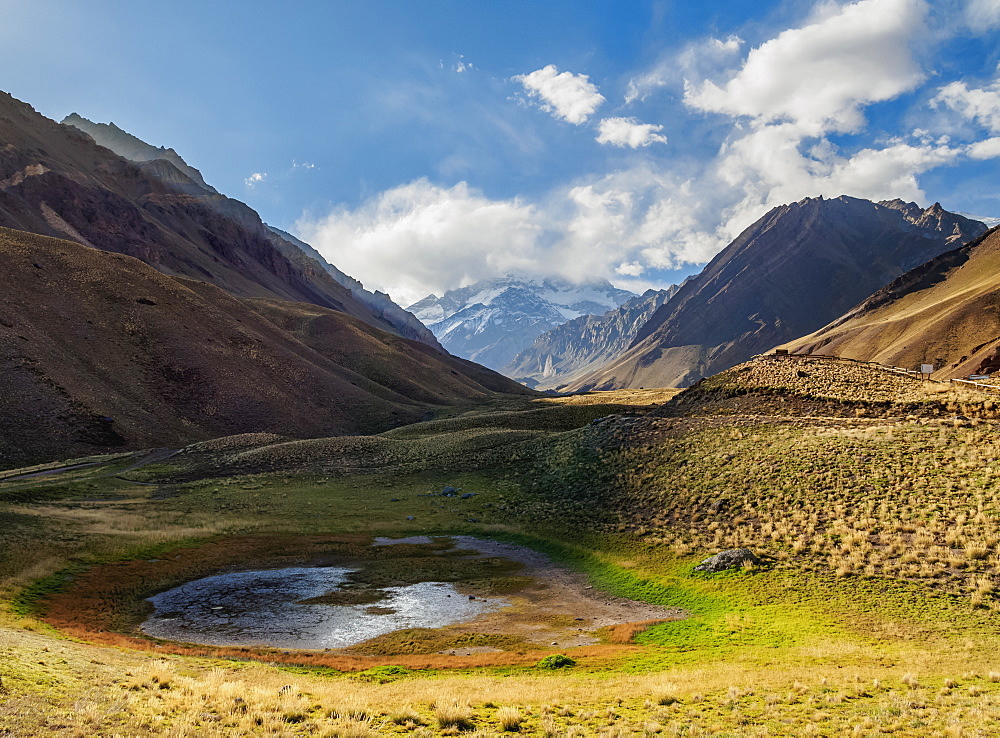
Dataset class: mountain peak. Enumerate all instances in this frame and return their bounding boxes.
[408,275,636,370]
[60,112,217,194]
[570,196,987,391]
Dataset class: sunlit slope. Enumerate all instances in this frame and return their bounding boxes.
[0,227,529,468]
[782,227,1000,378]
[566,196,985,390]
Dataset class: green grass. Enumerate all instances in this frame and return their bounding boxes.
[8,378,1000,734]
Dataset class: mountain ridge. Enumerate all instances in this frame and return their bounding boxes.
[780,224,1000,378]
[503,287,679,389]
[0,226,529,468]
[409,276,635,371]
[59,110,439,348]
[567,195,987,390]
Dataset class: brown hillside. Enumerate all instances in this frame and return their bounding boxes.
[0,91,439,346]
[782,226,1000,378]
[0,227,530,468]
[566,196,985,391]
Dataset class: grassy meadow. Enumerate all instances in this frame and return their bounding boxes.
[5,368,1000,735]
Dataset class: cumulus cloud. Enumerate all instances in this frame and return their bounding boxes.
[297,0,979,304]
[685,0,928,134]
[514,65,605,124]
[595,117,668,148]
[932,75,1000,133]
[292,160,316,170]
[295,171,728,305]
[969,136,1000,159]
[297,180,543,306]
[244,172,267,187]
[673,0,948,240]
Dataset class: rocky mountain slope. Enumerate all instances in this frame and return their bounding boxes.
[566,196,987,390]
[62,113,217,193]
[408,276,635,370]
[781,225,1000,378]
[503,287,678,389]
[0,227,529,468]
[57,110,438,348]
[0,92,435,347]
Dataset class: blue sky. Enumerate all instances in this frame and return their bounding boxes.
[2,0,999,304]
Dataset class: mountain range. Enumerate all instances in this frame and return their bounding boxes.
[60,112,439,348]
[503,287,679,389]
[4,85,999,468]
[407,276,635,370]
[0,92,529,466]
[566,196,987,390]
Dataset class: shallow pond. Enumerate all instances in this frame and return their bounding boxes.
[142,566,506,649]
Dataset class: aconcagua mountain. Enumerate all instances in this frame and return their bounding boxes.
[408,276,635,371]
[503,287,679,389]
[567,196,987,390]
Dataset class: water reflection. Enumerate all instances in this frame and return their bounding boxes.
[142,566,505,649]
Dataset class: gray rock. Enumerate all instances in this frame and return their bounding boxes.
[693,548,760,573]
[708,498,727,513]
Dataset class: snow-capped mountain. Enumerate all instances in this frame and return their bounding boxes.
[408,276,636,370]
[504,286,681,389]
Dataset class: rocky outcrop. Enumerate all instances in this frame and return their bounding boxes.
[504,287,679,389]
[62,113,216,192]
[567,196,987,390]
[693,549,760,573]
[409,276,635,371]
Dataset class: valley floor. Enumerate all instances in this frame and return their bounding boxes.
[4,369,1000,736]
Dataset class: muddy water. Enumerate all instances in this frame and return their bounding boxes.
[142,566,506,650]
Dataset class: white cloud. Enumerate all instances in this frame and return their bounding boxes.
[297,180,543,306]
[296,0,978,305]
[453,55,474,73]
[685,0,928,135]
[245,172,267,187]
[966,0,1000,29]
[969,136,1000,159]
[615,261,645,277]
[625,35,742,105]
[514,64,605,125]
[595,117,668,148]
[932,75,1000,133]
[292,160,316,170]
[295,171,725,305]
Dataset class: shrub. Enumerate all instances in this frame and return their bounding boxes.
[353,664,413,683]
[537,654,576,669]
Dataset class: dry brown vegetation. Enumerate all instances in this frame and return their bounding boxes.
[785,226,1000,380]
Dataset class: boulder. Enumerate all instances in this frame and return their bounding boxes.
[693,548,760,573]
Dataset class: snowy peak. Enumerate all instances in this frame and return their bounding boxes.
[503,285,680,389]
[408,276,635,371]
